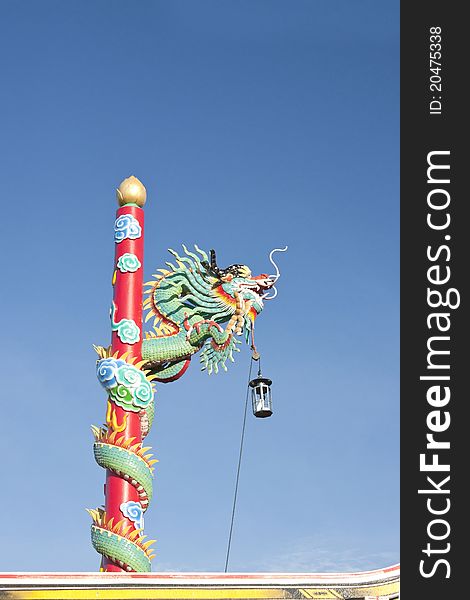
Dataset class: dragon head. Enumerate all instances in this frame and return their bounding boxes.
[202,248,287,344]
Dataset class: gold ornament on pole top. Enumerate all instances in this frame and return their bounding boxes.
[116,175,147,207]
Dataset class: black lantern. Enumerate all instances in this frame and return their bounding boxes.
[249,369,273,418]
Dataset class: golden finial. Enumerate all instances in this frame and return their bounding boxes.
[116,176,147,207]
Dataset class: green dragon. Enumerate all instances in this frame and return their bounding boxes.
[141,245,285,380]
[90,244,285,571]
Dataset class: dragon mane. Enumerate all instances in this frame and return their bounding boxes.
[143,245,238,340]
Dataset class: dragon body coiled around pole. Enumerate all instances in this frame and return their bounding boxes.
[89,244,286,571]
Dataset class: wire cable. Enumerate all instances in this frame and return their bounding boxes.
[224,357,254,572]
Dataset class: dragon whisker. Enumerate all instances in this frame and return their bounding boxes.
[267,246,288,284]
[261,286,278,300]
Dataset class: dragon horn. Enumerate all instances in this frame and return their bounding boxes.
[210,249,221,275]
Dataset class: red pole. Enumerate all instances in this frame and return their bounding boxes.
[103,176,146,572]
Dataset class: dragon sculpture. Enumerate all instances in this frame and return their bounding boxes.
[89,244,286,571]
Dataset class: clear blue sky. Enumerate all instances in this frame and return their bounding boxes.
[0,1,398,572]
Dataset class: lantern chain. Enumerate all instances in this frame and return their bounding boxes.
[224,356,254,572]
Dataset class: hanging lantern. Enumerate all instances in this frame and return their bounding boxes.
[249,371,273,418]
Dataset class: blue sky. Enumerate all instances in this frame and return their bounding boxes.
[0,1,399,572]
